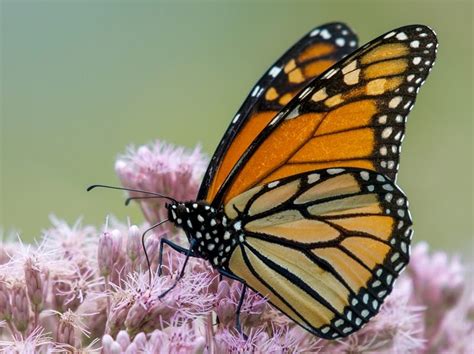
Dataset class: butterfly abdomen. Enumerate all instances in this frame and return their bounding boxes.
[167,202,239,267]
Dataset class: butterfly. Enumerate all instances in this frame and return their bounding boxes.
[90,22,437,339]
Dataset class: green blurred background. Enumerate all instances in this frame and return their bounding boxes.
[1,1,472,255]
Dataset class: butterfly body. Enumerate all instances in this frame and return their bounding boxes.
[167,202,239,268]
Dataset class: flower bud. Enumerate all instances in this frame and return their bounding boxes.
[110,341,123,354]
[132,331,147,348]
[215,282,235,327]
[0,280,12,321]
[11,281,30,333]
[57,317,75,347]
[125,300,148,333]
[106,300,133,337]
[102,334,114,352]
[98,232,114,277]
[116,330,131,350]
[125,342,138,354]
[24,258,45,312]
[127,225,141,263]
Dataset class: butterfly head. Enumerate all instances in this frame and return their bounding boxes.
[166,201,236,267]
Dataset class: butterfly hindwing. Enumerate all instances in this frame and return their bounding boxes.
[213,25,437,205]
[199,23,358,203]
[224,168,412,339]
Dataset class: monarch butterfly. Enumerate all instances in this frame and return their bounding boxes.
[90,23,437,339]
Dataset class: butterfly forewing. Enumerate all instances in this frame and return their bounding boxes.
[198,23,358,203]
[224,168,412,339]
[213,25,437,205]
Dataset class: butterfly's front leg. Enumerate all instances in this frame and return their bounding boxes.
[158,239,197,298]
[157,237,197,276]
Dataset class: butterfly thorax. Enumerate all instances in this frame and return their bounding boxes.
[167,201,240,268]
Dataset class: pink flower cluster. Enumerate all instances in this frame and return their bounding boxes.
[0,140,472,353]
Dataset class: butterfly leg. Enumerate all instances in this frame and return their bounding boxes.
[235,283,248,336]
[158,239,197,299]
[158,238,195,276]
[218,269,248,337]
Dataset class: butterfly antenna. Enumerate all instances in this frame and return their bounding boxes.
[142,219,169,286]
[125,195,165,206]
[87,184,177,203]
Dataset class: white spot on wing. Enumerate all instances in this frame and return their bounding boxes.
[269,115,280,126]
[299,86,313,100]
[396,32,408,40]
[323,68,339,79]
[382,127,393,139]
[307,173,320,184]
[335,38,345,47]
[320,29,331,39]
[327,168,344,175]
[378,115,387,124]
[232,114,240,124]
[251,86,260,97]
[285,106,300,120]
[268,181,280,188]
[360,171,370,181]
[269,66,282,78]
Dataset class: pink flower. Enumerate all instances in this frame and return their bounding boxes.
[409,242,464,312]
[0,326,55,353]
[52,265,103,312]
[409,242,472,353]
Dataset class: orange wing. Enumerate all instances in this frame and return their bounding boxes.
[214,25,437,205]
[198,23,358,202]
